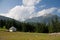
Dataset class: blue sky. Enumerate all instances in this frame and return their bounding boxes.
[0,0,60,13]
[0,0,22,13]
[35,0,60,12]
[0,0,60,21]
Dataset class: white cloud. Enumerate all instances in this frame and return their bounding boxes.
[0,7,58,21]
[57,9,60,13]
[23,0,41,6]
[0,0,59,21]
[0,0,41,21]
[5,6,35,21]
[29,7,57,18]
[37,7,57,16]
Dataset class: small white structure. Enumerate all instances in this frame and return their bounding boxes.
[9,26,17,32]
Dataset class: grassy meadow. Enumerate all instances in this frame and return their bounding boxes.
[0,31,60,40]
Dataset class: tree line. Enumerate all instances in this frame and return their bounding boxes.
[0,16,60,33]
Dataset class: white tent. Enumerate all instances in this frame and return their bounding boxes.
[9,26,17,32]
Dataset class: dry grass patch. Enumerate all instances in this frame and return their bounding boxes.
[0,31,60,40]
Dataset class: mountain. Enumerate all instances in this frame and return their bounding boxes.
[25,14,60,23]
[0,15,15,21]
[0,15,23,24]
[0,14,60,23]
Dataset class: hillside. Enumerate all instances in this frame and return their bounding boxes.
[25,14,60,23]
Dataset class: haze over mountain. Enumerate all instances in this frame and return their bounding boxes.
[25,14,60,23]
[0,13,60,23]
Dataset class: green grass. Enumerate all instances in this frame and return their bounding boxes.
[0,28,6,32]
[0,31,60,40]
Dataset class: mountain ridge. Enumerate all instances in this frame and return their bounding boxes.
[25,14,60,23]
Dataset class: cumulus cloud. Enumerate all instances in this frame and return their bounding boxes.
[0,0,59,21]
[0,0,41,21]
[37,7,57,16]
[29,7,57,18]
[6,6,35,21]
[23,0,41,6]
[0,7,58,21]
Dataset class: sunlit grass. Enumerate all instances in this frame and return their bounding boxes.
[0,27,6,31]
[0,31,60,40]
